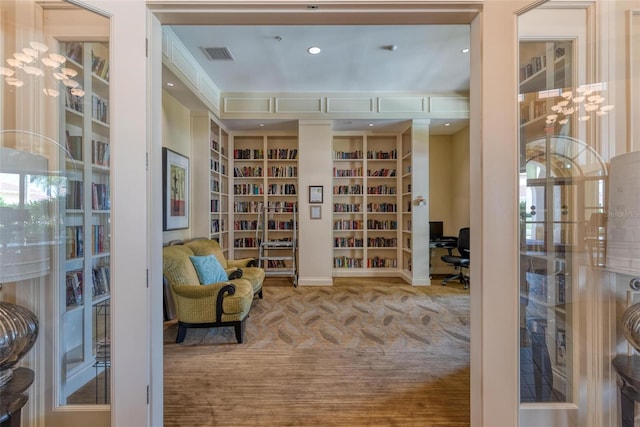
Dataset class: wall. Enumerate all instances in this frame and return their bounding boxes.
[162,91,192,243]
[429,127,470,275]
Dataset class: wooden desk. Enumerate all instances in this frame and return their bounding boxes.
[0,368,34,427]
[612,355,640,427]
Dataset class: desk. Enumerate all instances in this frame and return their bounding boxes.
[612,355,640,427]
[0,368,34,427]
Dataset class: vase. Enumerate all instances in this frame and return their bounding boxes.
[622,302,640,352]
[0,301,39,387]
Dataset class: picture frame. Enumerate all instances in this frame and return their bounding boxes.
[310,205,322,220]
[309,185,323,204]
[163,148,190,230]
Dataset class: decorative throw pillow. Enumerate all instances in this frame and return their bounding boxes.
[189,255,228,285]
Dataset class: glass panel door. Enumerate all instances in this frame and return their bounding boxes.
[0,1,111,425]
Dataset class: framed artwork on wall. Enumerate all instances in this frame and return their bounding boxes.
[309,185,323,204]
[310,205,322,220]
[163,147,189,230]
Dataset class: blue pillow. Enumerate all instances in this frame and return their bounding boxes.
[189,255,228,285]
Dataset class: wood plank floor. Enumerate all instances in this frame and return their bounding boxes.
[164,278,470,426]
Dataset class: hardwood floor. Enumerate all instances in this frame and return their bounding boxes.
[164,277,470,426]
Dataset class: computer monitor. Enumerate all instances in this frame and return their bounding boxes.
[429,221,443,239]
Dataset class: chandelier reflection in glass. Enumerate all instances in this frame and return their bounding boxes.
[0,41,85,98]
[545,83,614,126]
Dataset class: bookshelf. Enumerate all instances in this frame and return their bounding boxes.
[60,41,111,401]
[332,134,400,275]
[231,134,298,274]
[401,128,413,277]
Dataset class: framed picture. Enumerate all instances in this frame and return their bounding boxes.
[310,205,322,220]
[309,185,323,204]
[163,148,189,230]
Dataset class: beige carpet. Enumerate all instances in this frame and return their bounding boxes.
[164,278,470,426]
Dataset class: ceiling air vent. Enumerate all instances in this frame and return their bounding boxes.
[201,47,234,61]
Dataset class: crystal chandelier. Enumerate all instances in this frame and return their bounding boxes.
[0,41,85,98]
[545,84,614,126]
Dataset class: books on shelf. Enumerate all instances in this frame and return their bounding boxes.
[66,226,84,258]
[92,265,111,296]
[91,183,110,210]
[65,131,83,161]
[66,180,83,210]
[92,224,108,254]
[91,95,109,124]
[92,140,110,167]
[91,50,109,81]
[65,42,83,64]
[66,270,84,307]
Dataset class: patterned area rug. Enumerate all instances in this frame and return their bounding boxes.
[164,278,470,353]
[164,278,471,426]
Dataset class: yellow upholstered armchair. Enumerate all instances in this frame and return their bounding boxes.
[163,243,255,343]
[185,238,265,299]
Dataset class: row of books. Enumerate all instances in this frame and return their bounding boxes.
[92,183,110,210]
[334,168,362,177]
[267,184,296,195]
[65,265,111,308]
[211,159,227,175]
[367,203,397,213]
[366,257,397,268]
[93,140,110,167]
[266,148,298,160]
[233,237,260,248]
[334,150,363,160]
[368,168,396,177]
[333,185,362,195]
[233,201,262,213]
[333,203,361,213]
[267,166,297,178]
[210,138,226,155]
[234,220,258,231]
[66,88,83,113]
[210,219,226,233]
[66,270,84,307]
[234,149,264,160]
[91,224,109,254]
[67,226,84,258]
[334,237,364,248]
[92,265,111,296]
[234,166,263,177]
[65,131,83,161]
[367,219,398,230]
[367,237,398,247]
[366,150,397,160]
[65,42,84,64]
[91,51,109,81]
[333,257,363,268]
[333,220,364,230]
[266,220,295,230]
[367,185,397,195]
[92,95,109,124]
[66,180,83,210]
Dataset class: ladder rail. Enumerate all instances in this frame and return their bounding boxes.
[257,202,298,286]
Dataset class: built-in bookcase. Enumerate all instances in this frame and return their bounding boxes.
[231,134,298,270]
[332,134,400,276]
[59,41,111,401]
[401,128,413,276]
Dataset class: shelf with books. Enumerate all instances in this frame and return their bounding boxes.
[230,134,299,263]
[401,128,413,275]
[59,41,111,401]
[332,134,400,275]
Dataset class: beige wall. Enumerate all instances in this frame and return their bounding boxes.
[162,91,192,244]
[429,127,470,274]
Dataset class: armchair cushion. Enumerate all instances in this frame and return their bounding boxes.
[189,254,228,285]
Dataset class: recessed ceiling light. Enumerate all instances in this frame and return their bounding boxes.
[368,123,374,127]
[166,82,175,87]
[259,123,265,127]
[444,123,451,127]
[307,46,321,55]
[461,48,470,54]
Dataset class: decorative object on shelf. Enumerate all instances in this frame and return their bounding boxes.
[0,302,38,387]
[0,41,85,98]
[413,195,426,207]
[163,148,190,230]
[309,185,323,204]
[545,83,614,125]
[621,278,640,352]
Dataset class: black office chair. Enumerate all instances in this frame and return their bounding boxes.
[441,227,470,289]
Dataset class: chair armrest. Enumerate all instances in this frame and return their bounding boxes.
[227,258,257,268]
[227,268,243,280]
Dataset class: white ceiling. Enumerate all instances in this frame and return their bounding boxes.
[164,24,471,134]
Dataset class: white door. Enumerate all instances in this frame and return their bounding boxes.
[0,0,149,426]
[517,1,639,426]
